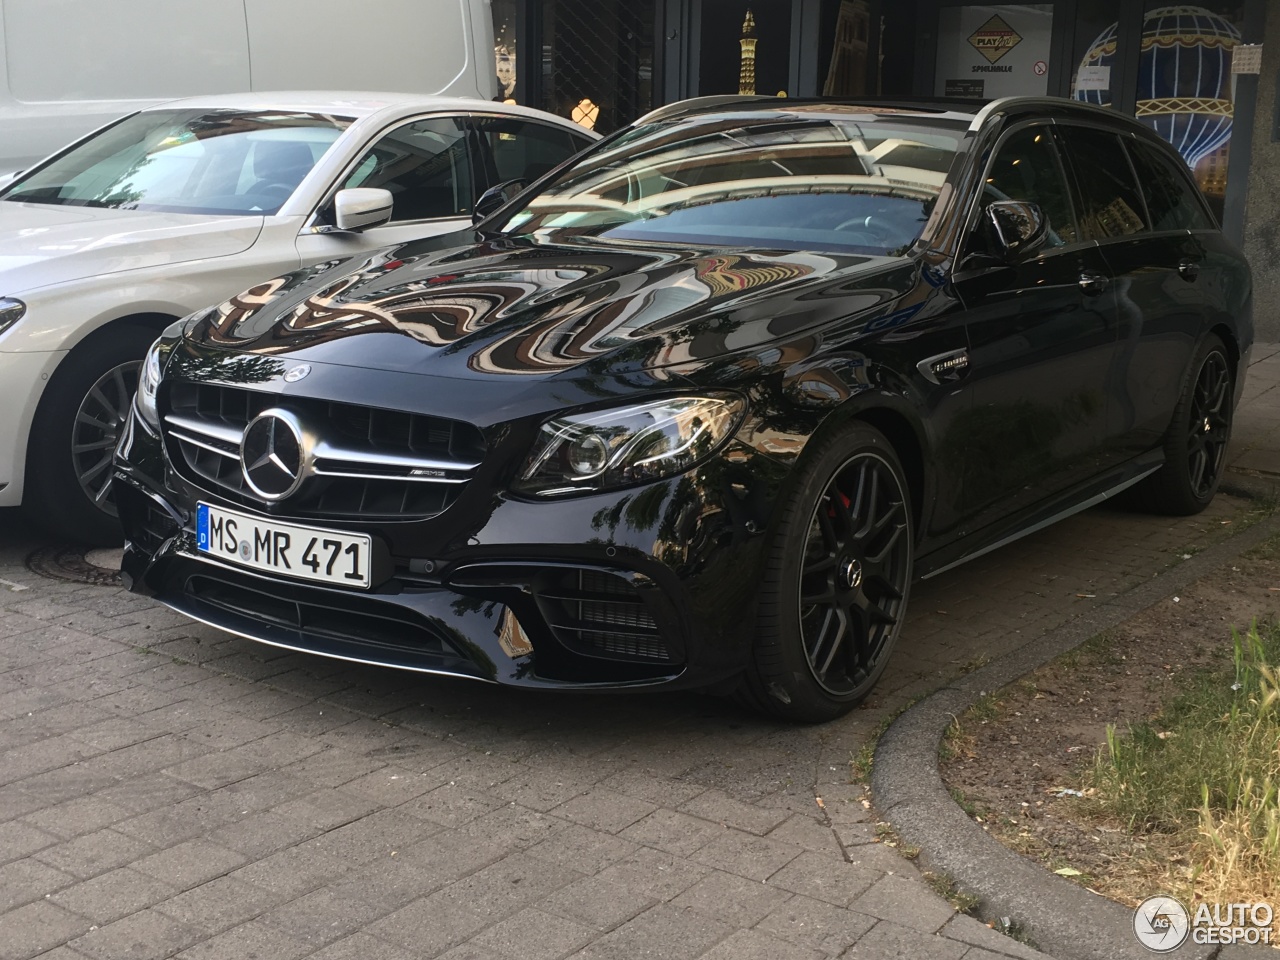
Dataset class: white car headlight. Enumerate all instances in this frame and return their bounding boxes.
[0,298,26,336]
[515,395,746,497]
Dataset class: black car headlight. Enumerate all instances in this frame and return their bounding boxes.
[515,395,746,497]
[134,318,189,431]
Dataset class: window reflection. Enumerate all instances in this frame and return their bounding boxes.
[499,115,963,256]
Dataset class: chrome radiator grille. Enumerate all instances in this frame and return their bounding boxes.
[163,382,485,520]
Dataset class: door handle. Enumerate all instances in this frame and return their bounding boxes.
[1078,271,1108,296]
[1178,258,1201,282]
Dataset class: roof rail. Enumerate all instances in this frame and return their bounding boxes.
[967,96,1120,131]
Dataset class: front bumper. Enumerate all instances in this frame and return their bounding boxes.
[0,349,65,506]
[114,406,787,692]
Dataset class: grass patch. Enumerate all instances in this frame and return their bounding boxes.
[949,786,984,820]
[847,694,924,783]
[995,917,1039,949]
[1089,620,1280,915]
[939,691,1004,764]
[1058,628,1120,669]
[1242,529,1280,564]
[922,869,981,915]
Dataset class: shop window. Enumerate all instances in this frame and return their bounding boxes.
[540,0,655,135]
[933,4,1054,100]
[699,1,792,97]
[1073,2,1246,220]
[493,0,519,103]
[1069,0,1120,107]
[819,0,871,97]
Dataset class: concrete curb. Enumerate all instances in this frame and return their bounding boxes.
[872,509,1280,960]
[1222,468,1280,503]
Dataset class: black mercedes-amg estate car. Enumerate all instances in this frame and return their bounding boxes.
[114,96,1251,721]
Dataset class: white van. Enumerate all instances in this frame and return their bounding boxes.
[0,0,497,176]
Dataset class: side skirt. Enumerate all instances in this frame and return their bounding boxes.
[917,461,1162,581]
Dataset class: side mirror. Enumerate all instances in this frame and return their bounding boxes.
[332,188,394,232]
[472,178,527,225]
[985,200,1048,260]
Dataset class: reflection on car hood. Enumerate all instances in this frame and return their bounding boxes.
[0,202,264,292]
[191,235,907,380]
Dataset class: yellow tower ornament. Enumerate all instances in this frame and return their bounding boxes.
[739,8,757,95]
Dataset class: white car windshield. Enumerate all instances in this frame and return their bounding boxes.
[496,113,965,256]
[2,108,352,216]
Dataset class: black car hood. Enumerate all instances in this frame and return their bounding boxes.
[189,234,912,382]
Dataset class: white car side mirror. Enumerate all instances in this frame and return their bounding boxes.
[332,188,393,232]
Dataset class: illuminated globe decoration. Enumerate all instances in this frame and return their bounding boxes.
[1074,5,1241,168]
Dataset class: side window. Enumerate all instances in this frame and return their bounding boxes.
[1056,126,1148,240]
[971,125,1078,252]
[471,116,590,186]
[1125,139,1215,232]
[341,117,473,222]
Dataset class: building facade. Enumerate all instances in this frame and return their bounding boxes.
[492,1,1279,334]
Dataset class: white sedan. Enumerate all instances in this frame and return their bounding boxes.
[0,92,596,543]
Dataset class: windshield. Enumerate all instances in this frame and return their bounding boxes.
[2,109,352,216]
[496,114,965,256]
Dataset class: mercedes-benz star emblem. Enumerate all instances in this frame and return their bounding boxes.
[240,409,308,500]
[839,557,863,591]
[283,363,312,383]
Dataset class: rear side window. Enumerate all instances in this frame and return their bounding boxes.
[471,117,590,186]
[1057,126,1148,240]
[1125,139,1215,232]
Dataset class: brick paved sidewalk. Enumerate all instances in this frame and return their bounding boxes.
[1,346,1277,960]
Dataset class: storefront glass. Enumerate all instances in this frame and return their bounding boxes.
[1068,0,1118,107]
[698,0,792,96]
[1074,2,1246,218]
[1139,2,1245,218]
[493,0,519,102]
[933,4,1053,100]
[539,0,655,135]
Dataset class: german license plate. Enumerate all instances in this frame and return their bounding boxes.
[195,503,371,589]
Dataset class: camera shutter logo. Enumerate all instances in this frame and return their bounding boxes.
[1134,895,1190,952]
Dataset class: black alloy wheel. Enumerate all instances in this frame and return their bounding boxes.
[1139,333,1233,516]
[24,323,158,546]
[1186,349,1231,500]
[739,422,914,722]
[798,452,911,697]
[71,361,139,516]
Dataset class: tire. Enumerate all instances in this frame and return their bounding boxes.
[735,422,914,722]
[1135,334,1233,517]
[23,324,158,545]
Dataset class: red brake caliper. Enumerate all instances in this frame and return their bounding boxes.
[827,489,851,520]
